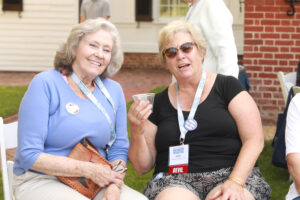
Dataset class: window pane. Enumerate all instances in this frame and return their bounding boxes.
[160,6,169,17]
[161,0,168,5]
[170,0,176,5]
[179,7,187,16]
[170,7,177,17]
[179,0,187,6]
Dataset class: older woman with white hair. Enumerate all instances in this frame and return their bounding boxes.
[13,18,147,200]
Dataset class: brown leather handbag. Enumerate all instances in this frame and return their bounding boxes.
[57,138,112,199]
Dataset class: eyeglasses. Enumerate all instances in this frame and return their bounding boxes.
[163,42,195,58]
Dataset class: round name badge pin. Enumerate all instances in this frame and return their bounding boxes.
[66,102,79,115]
[184,119,197,131]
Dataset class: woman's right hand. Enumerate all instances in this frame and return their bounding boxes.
[128,99,157,175]
[127,99,152,127]
[88,163,124,188]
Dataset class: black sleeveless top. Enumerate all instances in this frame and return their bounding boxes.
[149,74,245,174]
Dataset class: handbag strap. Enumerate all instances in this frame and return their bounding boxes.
[81,137,112,168]
[81,137,97,150]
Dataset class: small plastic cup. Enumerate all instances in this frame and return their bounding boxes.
[132,93,155,104]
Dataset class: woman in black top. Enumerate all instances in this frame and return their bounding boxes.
[128,20,271,200]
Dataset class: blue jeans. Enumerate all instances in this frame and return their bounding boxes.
[293,197,300,200]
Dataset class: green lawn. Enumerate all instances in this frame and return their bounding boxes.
[0,86,27,118]
[257,141,290,199]
[0,86,291,199]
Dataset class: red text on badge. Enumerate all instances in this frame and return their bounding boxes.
[168,165,188,174]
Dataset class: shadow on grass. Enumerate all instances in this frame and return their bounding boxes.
[258,141,290,200]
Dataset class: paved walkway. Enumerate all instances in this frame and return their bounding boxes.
[0,68,171,103]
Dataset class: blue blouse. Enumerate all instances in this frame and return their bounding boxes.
[14,69,129,175]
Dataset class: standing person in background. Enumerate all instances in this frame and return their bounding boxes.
[80,0,111,22]
[183,0,239,78]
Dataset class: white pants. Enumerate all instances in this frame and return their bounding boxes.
[14,171,148,200]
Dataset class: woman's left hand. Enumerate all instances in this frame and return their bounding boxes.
[102,184,121,200]
[205,180,244,200]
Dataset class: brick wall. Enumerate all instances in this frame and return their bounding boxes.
[123,53,164,70]
[244,0,300,124]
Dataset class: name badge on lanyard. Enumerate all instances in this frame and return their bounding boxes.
[71,73,116,156]
[168,144,189,174]
[168,71,206,174]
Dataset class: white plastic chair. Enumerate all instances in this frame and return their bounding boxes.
[277,71,297,104]
[0,117,18,200]
[293,86,300,95]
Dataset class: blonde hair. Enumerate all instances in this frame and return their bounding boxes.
[158,20,206,64]
[54,18,123,78]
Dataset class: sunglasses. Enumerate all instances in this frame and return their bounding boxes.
[163,42,195,58]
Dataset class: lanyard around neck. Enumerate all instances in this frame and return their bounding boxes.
[176,71,206,144]
[185,0,200,20]
[71,72,116,154]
